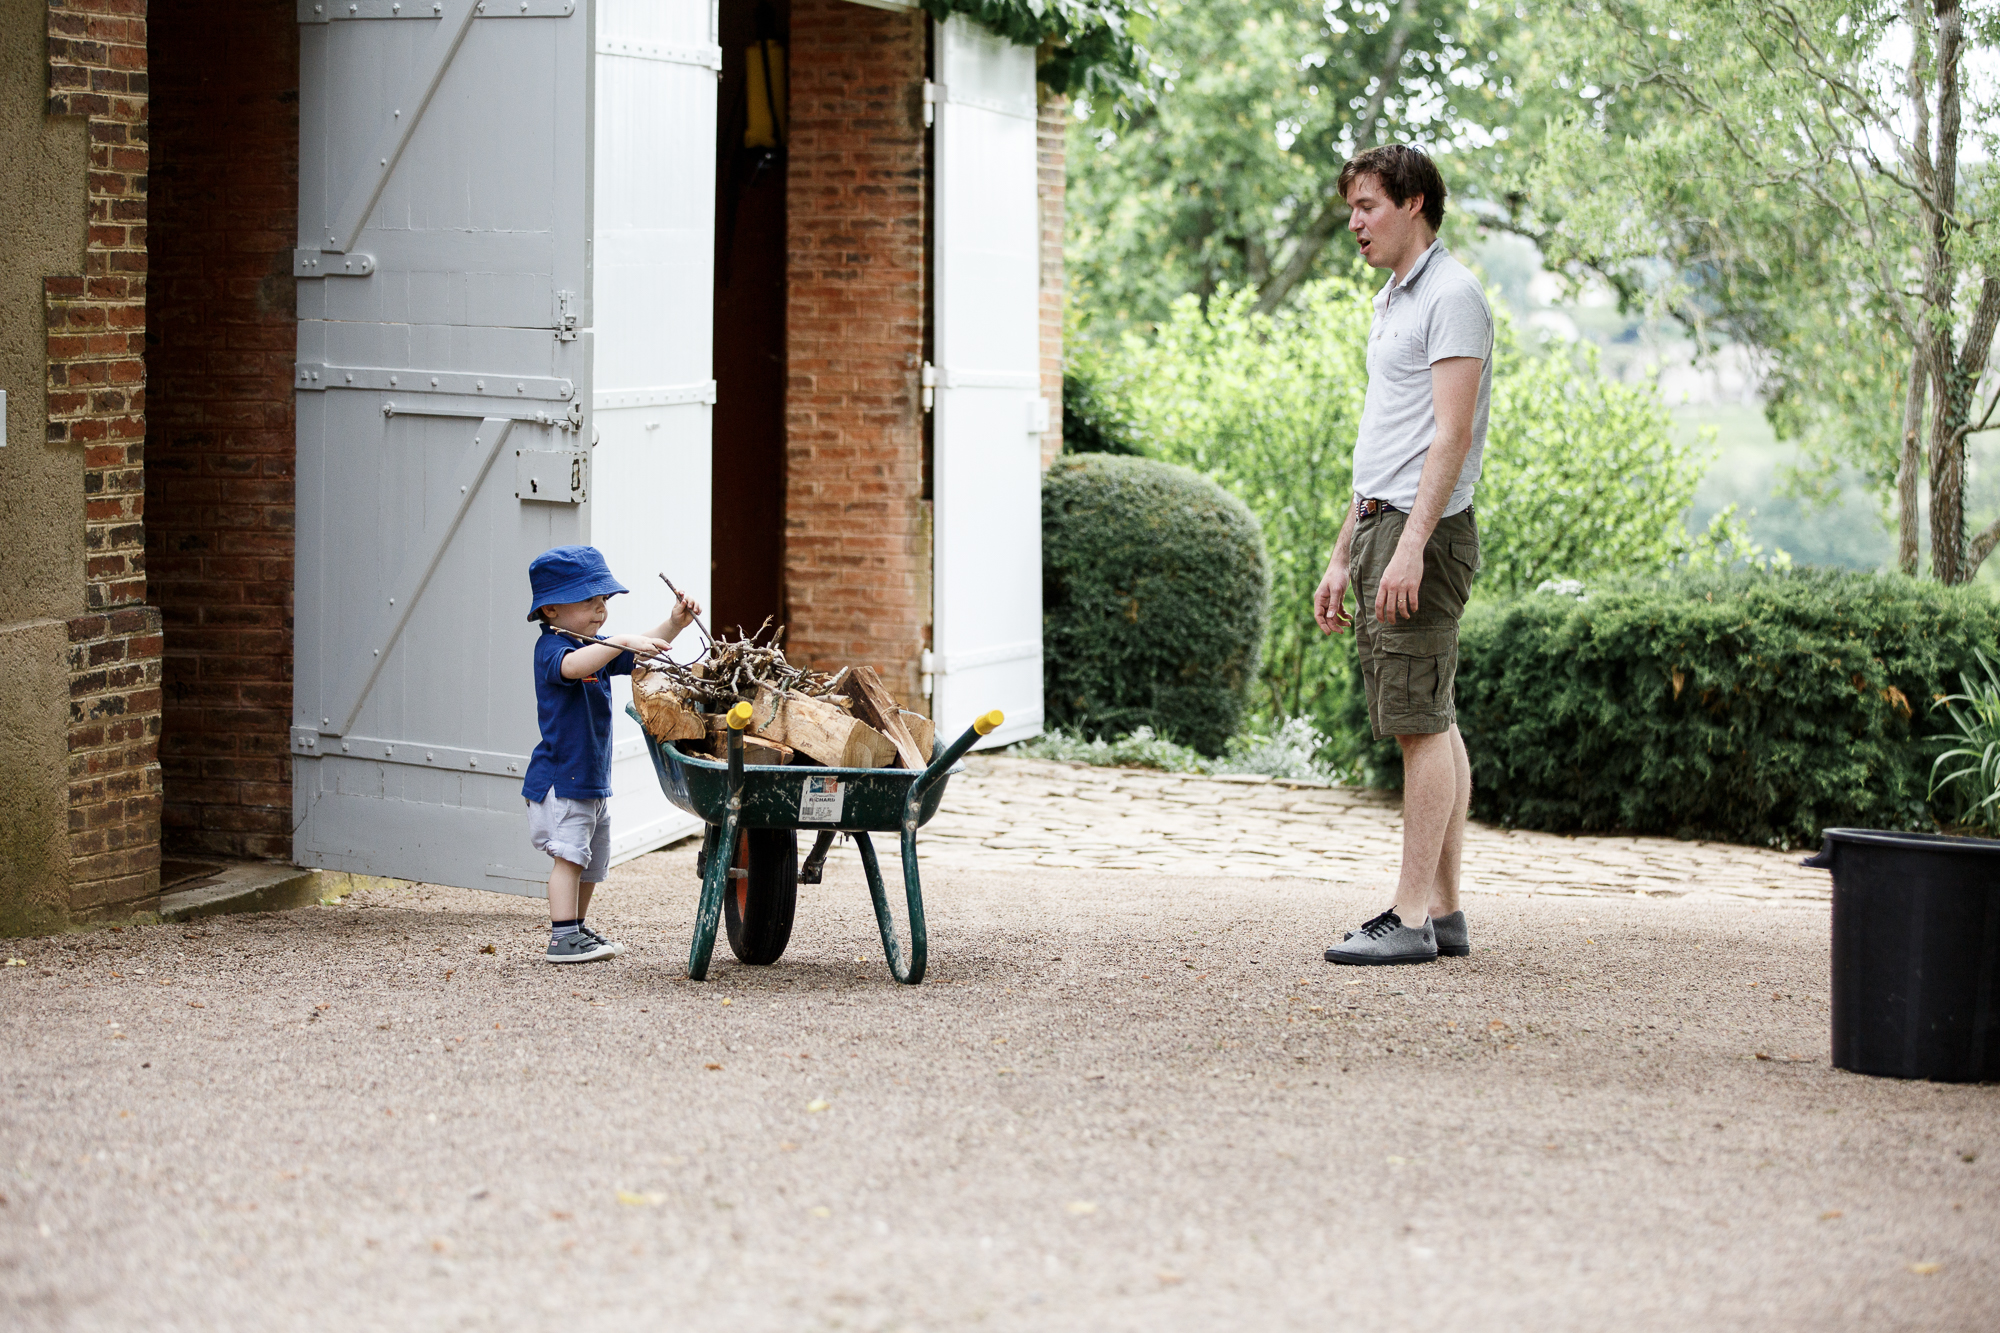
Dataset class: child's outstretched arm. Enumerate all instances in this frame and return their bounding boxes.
[558,634,667,679]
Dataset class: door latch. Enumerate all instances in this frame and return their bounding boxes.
[555,289,579,342]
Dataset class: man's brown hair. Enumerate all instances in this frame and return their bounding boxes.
[1337,144,1447,232]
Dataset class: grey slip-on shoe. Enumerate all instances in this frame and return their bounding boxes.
[1326,909,1438,966]
[1432,910,1470,957]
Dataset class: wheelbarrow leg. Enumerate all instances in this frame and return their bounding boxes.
[850,831,927,985]
[689,705,757,981]
[799,830,837,885]
[688,815,737,981]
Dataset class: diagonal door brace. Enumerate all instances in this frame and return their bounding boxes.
[330,417,515,734]
[321,0,481,253]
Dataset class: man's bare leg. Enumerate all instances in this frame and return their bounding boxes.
[1428,725,1470,919]
[1391,725,1465,925]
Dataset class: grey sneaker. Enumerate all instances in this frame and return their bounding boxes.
[580,924,627,957]
[545,931,619,964]
[1344,909,1470,958]
[1325,909,1438,966]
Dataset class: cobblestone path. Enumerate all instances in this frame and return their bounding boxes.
[904,756,1830,907]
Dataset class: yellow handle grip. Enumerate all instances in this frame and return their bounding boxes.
[973,709,1005,736]
[727,701,754,731]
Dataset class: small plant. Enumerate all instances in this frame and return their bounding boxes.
[1015,716,1348,785]
[1929,650,2000,835]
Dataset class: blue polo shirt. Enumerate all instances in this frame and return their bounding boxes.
[522,628,635,802]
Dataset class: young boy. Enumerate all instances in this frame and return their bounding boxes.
[523,545,700,963]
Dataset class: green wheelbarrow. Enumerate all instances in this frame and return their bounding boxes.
[628,700,1004,984]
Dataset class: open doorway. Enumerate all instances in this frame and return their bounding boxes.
[711,0,791,638]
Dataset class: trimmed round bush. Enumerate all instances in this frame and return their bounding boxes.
[1042,454,1268,755]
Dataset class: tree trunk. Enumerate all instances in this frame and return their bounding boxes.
[1925,337,1968,583]
[1897,343,1926,575]
[1927,0,1968,583]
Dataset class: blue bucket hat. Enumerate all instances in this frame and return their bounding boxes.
[527,545,629,621]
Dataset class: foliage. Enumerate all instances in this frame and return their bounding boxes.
[1098,278,1708,748]
[1929,651,2000,834]
[1446,569,2000,847]
[1479,338,1712,591]
[918,0,1155,108]
[1513,0,2000,582]
[1065,0,1544,333]
[1042,454,1270,755]
[1109,282,1362,735]
[1015,716,1346,783]
[1061,332,1145,454]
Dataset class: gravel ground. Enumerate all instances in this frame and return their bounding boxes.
[2,848,1994,1332]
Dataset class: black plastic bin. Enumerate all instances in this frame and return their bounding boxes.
[1802,828,2000,1082]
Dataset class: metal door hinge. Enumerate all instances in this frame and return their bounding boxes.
[555,289,579,342]
[294,247,375,277]
[921,361,936,412]
[922,81,945,128]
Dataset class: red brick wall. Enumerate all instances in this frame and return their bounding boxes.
[1038,88,1065,471]
[144,1,299,861]
[46,0,163,919]
[782,0,930,704]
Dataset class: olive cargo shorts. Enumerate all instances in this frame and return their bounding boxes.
[1351,506,1481,740]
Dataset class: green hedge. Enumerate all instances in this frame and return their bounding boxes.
[1426,570,2000,846]
[1043,454,1268,755]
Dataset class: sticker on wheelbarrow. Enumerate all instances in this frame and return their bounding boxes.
[798,774,845,823]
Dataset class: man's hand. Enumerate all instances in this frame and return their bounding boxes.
[1314,559,1355,634]
[1374,540,1425,625]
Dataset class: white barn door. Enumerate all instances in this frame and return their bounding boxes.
[589,0,717,864]
[931,17,1045,747]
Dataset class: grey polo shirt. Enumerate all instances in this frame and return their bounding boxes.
[1352,240,1493,515]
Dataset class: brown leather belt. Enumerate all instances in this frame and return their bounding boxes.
[1356,498,1476,520]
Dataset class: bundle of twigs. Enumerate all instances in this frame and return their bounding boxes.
[633,617,849,711]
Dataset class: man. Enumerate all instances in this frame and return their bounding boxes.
[1314,144,1490,966]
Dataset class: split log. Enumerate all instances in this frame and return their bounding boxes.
[897,709,935,762]
[631,666,705,742]
[702,714,794,765]
[749,685,896,769]
[848,666,926,769]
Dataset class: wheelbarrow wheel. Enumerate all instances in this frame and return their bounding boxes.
[724,828,798,965]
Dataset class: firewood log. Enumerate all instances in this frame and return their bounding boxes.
[631,666,705,742]
[701,714,794,765]
[848,666,926,769]
[748,685,896,769]
[896,709,935,762]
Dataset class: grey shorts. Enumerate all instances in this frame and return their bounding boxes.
[526,792,611,881]
[1351,506,1481,740]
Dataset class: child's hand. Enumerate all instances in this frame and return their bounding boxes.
[608,633,672,657]
[668,592,702,636]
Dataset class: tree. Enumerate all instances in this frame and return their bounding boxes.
[1513,0,2000,583]
[1066,0,1532,334]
